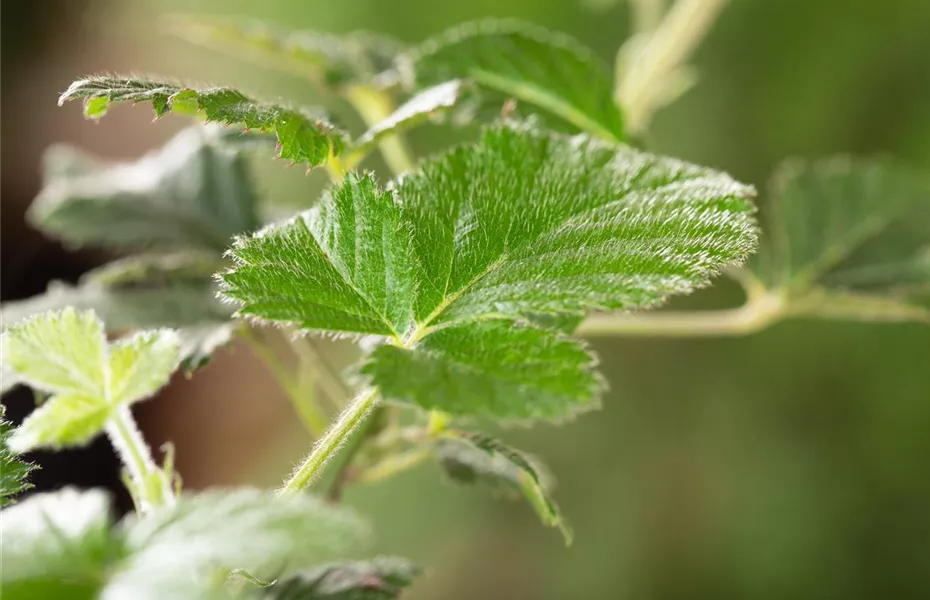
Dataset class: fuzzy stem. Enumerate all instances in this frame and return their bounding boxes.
[345,85,417,174]
[576,292,784,337]
[277,387,380,495]
[105,405,174,512]
[617,0,728,132]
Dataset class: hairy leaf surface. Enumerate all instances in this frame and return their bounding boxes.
[0,406,36,507]
[31,128,261,252]
[752,158,930,321]
[400,20,624,141]
[168,16,403,89]
[223,123,756,420]
[264,557,420,599]
[1,309,180,452]
[60,77,346,167]
[435,431,570,543]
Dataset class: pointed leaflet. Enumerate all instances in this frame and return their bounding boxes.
[263,557,420,599]
[0,406,36,507]
[352,80,468,158]
[399,20,625,142]
[1,253,235,372]
[222,123,757,420]
[167,15,403,89]
[59,77,346,167]
[0,488,371,600]
[30,127,260,252]
[1,309,180,452]
[435,431,570,543]
[751,158,930,322]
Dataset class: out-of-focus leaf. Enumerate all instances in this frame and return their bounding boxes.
[400,20,624,141]
[751,158,930,323]
[59,77,347,168]
[166,15,403,90]
[263,557,420,599]
[31,127,261,252]
[435,431,571,543]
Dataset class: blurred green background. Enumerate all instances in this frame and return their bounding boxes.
[2,1,929,599]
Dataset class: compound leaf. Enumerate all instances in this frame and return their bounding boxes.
[0,488,118,600]
[362,321,601,421]
[435,431,570,543]
[353,80,468,157]
[31,127,261,252]
[0,405,36,507]
[751,158,930,322]
[400,20,625,142]
[264,557,420,599]
[167,15,403,89]
[59,77,346,168]
[109,489,369,599]
[223,122,756,421]
[1,309,180,452]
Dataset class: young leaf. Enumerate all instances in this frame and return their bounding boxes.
[1,254,235,371]
[435,431,571,543]
[167,15,404,89]
[59,77,347,168]
[0,405,36,507]
[264,557,420,599]
[352,80,468,157]
[223,122,756,421]
[0,488,118,600]
[31,127,261,252]
[109,489,369,599]
[399,20,625,142]
[1,309,180,452]
[751,158,930,322]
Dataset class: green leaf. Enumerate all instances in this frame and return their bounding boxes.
[400,20,625,142]
[362,321,601,421]
[0,405,36,507]
[1,253,235,371]
[1,309,180,452]
[751,158,930,322]
[59,77,347,168]
[31,127,261,252]
[0,488,118,600]
[0,487,373,600]
[264,557,420,599]
[223,123,756,420]
[167,16,403,90]
[110,489,369,599]
[435,431,571,543]
[353,80,468,156]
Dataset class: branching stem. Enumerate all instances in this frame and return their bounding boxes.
[105,405,175,512]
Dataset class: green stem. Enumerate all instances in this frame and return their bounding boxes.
[575,292,784,337]
[293,337,351,408]
[243,329,327,436]
[617,0,728,132]
[345,85,416,174]
[325,405,388,502]
[105,405,174,512]
[277,387,380,495]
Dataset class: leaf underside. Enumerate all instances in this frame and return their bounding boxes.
[31,127,261,253]
[263,557,420,599]
[435,431,571,543]
[222,122,757,421]
[751,157,930,322]
[59,76,347,168]
[400,19,625,142]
